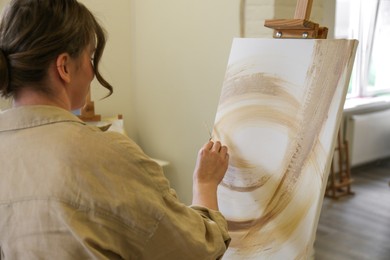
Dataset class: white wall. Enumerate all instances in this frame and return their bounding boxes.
[132,0,240,204]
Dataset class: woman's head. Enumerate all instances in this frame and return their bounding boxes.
[0,0,112,99]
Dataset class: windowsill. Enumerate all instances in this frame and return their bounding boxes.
[344,95,390,115]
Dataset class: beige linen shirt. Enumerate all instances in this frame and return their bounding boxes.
[0,106,230,259]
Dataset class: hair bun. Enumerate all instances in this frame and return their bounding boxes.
[0,48,10,97]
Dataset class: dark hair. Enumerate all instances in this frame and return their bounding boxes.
[0,0,113,98]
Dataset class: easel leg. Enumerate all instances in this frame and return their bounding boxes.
[326,131,354,199]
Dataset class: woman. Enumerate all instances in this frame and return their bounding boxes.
[0,0,230,259]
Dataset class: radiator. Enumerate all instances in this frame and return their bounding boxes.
[347,109,390,166]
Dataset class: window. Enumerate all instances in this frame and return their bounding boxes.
[368,0,390,95]
[335,0,390,98]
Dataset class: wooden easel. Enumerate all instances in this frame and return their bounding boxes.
[264,0,353,199]
[326,131,354,198]
[264,0,328,39]
[78,92,123,134]
[78,92,101,122]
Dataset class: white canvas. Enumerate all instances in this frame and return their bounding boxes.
[213,38,358,259]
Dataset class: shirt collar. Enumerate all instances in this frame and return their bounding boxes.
[0,105,85,132]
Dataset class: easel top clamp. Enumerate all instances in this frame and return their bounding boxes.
[264,0,328,39]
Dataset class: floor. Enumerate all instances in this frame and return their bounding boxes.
[314,160,390,260]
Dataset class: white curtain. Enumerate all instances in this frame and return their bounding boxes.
[336,0,380,96]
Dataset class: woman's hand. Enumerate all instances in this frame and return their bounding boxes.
[192,140,229,210]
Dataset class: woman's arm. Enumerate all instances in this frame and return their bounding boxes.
[192,140,229,210]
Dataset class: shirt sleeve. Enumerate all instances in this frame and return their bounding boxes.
[98,131,231,259]
[139,189,231,260]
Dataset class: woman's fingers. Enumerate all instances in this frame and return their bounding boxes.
[205,140,229,155]
[220,145,228,157]
[204,140,214,150]
[212,141,221,152]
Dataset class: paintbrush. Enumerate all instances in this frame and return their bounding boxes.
[203,121,214,141]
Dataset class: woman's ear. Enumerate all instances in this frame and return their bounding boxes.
[56,53,71,83]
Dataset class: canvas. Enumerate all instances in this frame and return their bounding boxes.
[213,38,358,259]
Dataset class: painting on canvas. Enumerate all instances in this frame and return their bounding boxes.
[213,38,358,259]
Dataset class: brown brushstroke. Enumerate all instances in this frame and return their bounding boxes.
[247,41,355,236]
[213,74,301,192]
[214,40,358,258]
